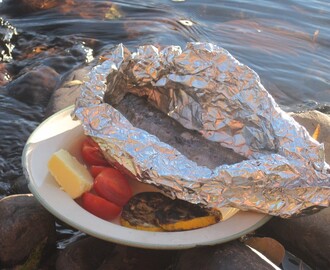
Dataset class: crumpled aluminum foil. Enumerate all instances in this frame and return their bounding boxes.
[74,42,330,218]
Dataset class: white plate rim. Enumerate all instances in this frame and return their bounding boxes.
[22,105,271,250]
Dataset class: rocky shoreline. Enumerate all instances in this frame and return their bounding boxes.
[0,63,329,269]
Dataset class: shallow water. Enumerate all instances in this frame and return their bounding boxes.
[5,0,329,109]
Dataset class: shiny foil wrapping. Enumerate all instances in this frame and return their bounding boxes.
[74,42,330,217]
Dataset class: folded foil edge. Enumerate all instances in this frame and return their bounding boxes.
[73,42,330,217]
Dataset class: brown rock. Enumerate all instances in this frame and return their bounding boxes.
[244,237,285,266]
[55,236,116,270]
[44,65,91,117]
[0,194,56,267]
[257,207,330,270]
[97,245,178,270]
[6,65,60,106]
[175,240,275,270]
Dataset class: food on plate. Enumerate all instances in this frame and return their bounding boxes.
[81,136,109,166]
[48,137,222,229]
[79,138,132,219]
[48,149,93,199]
[48,138,133,221]
[82,192,122,220]
[120,192,166,232]
[107,94,246,169]
[93,168,132,206]
[89,165,109,177]
[120,192,222,232]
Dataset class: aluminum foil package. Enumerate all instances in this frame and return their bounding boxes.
[74,42,330,218]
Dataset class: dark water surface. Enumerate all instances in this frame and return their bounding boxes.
[0,0,329,229]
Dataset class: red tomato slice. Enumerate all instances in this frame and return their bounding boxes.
[81,137,109,166]
[94,168,132,206]
[85,137,99,148]
[82,192,122,220]
[89,165,110,178]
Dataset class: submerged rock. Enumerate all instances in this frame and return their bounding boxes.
[0,94,43,182]
[6,65,60,106]
[45,65,92,118]
[0,0,59,17]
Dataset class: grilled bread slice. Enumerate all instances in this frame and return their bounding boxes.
[120,192,221,232]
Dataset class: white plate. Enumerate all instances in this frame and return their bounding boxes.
[22,105,271,249]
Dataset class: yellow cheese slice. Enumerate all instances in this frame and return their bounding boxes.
[48,149,93,199]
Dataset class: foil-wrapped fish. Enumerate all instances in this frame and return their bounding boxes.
[74,42,330,218]
[111,94,245,169]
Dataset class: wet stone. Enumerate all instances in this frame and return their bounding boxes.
[97,245,178,270]
[10,175,30,195]
[174,240,275,270]
[257,207,330,270]
[0,0,59,16]
[55,236,116,270]
[8,33,94,80]
[45,65,92,118]
[0,194,56,267]
[6,65,60,106]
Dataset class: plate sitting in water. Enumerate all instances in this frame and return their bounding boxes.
[22,105,271,249]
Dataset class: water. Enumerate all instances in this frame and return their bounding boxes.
[0,0,329,245]
[3,1,329,108]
